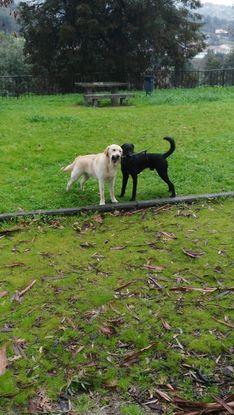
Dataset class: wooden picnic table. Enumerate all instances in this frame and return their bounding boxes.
[75,82,129,94]
[75,82,133,106]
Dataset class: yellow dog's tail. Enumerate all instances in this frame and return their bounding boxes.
[61,161,76,172]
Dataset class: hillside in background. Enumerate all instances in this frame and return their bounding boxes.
[200,2,233,21]
[200,3,234,43]
[0,3,19,34]
[192,3,234,68]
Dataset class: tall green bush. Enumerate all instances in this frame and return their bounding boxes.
[0,32,31,76]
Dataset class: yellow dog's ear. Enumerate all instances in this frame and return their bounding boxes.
[104,146,110,156]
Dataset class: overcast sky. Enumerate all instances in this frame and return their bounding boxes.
[202,0,233,5]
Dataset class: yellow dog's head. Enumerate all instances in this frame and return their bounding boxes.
[104,144,123,165]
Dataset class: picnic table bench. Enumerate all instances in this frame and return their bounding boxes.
[84,92,134,106]
[75,82,133,106]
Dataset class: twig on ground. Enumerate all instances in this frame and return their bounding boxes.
[12,279,36,302]
[212,316,234,329]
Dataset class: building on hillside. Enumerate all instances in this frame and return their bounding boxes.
[207,44,232,55]
[215,29,229,38]
[194,51,207,59]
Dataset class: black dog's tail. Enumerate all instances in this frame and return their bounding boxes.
[163,136,175,159]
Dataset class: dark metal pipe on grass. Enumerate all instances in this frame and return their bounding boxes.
[0,192,233,223]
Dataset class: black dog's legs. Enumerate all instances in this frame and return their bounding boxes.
[120,173,129,197]
[131,175,138,201]
[156,167,176,197]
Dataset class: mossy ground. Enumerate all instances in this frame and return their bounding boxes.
[0,199,233,414]
[0,86,234,213]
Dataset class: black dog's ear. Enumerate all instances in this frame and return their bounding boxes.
[121,143,134,155]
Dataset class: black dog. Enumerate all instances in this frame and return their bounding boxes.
[120,136,176,201]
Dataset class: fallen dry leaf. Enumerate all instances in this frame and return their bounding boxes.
[110,246,126,251]
[153,204,172,214]
[156,231,177,240]
[155,388,171,402]
[91,252,105,260]
[0,346,7,376]
[110,210,121,216]
[176,210,197,218]
[143,399,163,412]
[115,280,138,292]
[148,277,163,290]
[214,265,222,273]
[123,342,157,365]
[103,379,118,389]
[170,286,217,293]
[143,264,165,271]
[4,262,26,268]
[84,306,106,321]
[0,291,8,299]
[80,242,95,248]
[161,319,171,331]
[72,223,82,232]
[76,345,84,354]
[113,323,127,334]
[48,220,64,229]
[172,394,234,415]
[182,249,204,259]
[65,317,77,330]
[28,389,54,413]
[93,214,103,224]
[12,338,27,357]
[166,383,176,391]
[100,325,114,336]
[212,395,234,414]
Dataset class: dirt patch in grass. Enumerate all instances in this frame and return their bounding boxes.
[0,199,233,414]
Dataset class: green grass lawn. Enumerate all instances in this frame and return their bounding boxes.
[0,87,233,214]
[0,199,233,414]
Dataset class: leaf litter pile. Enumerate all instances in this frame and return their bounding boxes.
[0,199,233,414]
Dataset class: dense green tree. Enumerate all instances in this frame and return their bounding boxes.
[18,0,205,83]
